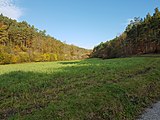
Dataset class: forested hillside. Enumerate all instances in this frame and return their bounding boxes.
[91,8,160,59]
[0,14,90,64]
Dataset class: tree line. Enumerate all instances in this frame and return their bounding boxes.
[91,8,160,59]
[0,14,90,64]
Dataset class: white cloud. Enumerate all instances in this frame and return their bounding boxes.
[0,0,23,20]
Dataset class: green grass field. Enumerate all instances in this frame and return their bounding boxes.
[1,56,160,120]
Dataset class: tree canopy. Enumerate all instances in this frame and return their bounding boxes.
[0,14,90,64]
[91,8,160,59]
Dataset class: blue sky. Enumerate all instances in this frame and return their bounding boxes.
[0,0,160,49]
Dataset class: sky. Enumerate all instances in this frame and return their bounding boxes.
[0,0,160,49]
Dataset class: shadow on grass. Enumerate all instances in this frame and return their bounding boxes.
[0,62,102,119]
[0,60,118,119]
[134,54,160,58]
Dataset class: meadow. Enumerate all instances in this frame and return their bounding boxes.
[0,55,160,120]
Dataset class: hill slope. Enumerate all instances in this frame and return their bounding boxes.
[0,14,90,64]
[0,55,160,119]
[91,8,160,59]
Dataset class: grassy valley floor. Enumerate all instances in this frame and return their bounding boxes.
[0,55,160,119]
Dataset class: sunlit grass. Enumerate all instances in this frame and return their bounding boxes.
[0,56,160,119]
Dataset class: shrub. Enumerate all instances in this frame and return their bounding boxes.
[41,53,51,61]
[10,55,20,64]
[18,52,30,62]
[2,53,11,64]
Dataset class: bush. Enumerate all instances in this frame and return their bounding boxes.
[2,53,12,64]
[41,53,51,61]
[10,55,20,64]
[18,52,30,62]
[54,54,58,61]
[32,52,42,62]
